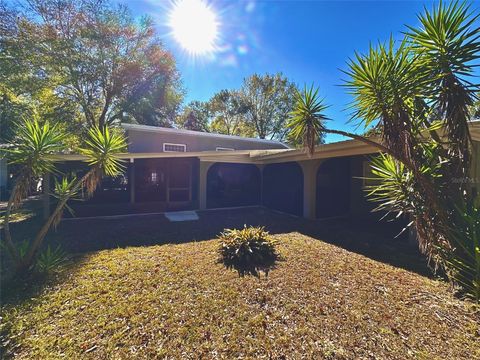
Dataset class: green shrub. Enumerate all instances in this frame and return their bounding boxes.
[441,204,480,301]
[218,226,279,276]
[35,245,68,274]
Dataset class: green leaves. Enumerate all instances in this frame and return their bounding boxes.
[35,245,68,274]
[3,118,66,177]
[343,38,429,130]
[406,0,480,80]
[287,85,329,155]
[80,126,127,178]
[443,203,480,301]
[218,226,278,277]
[407,0,480,178]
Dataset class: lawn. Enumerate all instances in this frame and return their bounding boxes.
[1,208,479,359]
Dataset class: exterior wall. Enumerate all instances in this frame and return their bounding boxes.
[126,128,287,153]
[471,140,480,200]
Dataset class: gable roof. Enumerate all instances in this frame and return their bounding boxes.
[121,123,289,148]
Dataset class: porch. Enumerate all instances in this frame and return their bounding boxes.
[50,154,381,223]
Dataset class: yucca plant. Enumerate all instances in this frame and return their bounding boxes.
[407,0,480,183]
[1,118,66,263]
[218,226,279,276]
[288,1,479,299]
[2,121,127,273]
[443,203,480,301]
[287,85,329,156]
[35,245,68,274]
[18,126,126,272]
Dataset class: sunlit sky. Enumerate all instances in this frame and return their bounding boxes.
[126,0,479,142]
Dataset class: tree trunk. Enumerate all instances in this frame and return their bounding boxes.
[18,171,93,273]
[2,182,21,263]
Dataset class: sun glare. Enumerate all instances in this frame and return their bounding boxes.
[169,0,219,56]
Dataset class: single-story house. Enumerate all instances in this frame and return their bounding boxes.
[31,120,480,220]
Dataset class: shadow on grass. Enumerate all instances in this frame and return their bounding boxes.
[3,206,433,280]
[0,253,91,359]
[218,250,282,278]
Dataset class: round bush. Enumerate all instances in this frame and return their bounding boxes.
[218,226,278,276]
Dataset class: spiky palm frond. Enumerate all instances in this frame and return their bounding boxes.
[343,39,430,162]
[79,126,127,196]
[441,203,480,301]
[366,150,447,257]
[1,119,65,207]
[51,176,80,228]
[287,85,329,155]
[407,0,480,178]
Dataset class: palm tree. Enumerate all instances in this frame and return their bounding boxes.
[2,122,127,272]
[287,85,329,156]
[288,1,480,299]
[2,119,65,263]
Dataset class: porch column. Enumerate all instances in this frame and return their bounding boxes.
[199,161,214,210]
[42,172,50,220]
[129,158,135,204]
[299,160,322,220]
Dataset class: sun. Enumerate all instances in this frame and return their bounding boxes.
[169,0,219,56]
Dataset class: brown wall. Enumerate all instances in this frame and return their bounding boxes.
[126,129,287,153]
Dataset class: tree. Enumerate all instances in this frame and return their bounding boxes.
[209,90,253,136]
[1,120,126,273]
[288,2,480,300]
[0,0,182,133]
[287,85,328,155]
[0,2,81,144]
[240,73,297,140]
[176,100,211,132]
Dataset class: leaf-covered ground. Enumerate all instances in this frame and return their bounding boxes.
[1,208,479,358]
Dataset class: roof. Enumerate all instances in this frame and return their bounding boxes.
[121,123,289,148]
[49,120,480,164]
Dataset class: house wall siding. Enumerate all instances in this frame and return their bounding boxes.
[126,129,286,153]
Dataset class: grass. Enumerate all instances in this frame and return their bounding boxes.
[1,207,479,359]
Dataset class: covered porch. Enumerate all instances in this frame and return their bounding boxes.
[44,141,383,220]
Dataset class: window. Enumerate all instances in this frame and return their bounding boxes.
[163,143,187,152]
[216,147,234,151]
[150,172,158,183]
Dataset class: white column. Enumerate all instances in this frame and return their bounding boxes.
[199,161,214,210]
[299,160,322,220]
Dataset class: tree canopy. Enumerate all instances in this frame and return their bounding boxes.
[0,0,183,142]
[175,73,301,141]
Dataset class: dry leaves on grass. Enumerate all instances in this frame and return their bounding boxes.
[1,233,479,359]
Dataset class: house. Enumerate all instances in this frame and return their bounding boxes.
[46,121,480,220]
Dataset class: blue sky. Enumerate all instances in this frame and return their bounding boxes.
[125,0,478,142]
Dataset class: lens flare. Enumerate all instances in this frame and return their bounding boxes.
[169,0,219,56]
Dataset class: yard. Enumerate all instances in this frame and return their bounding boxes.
[1,207,479,359]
